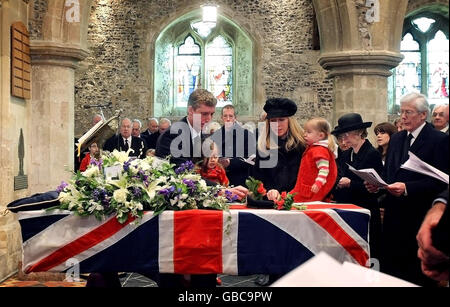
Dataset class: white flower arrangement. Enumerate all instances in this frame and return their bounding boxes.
[55,150,231,223]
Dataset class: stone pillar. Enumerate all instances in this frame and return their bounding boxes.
[29,42,88,193]
[313,0,408,139]
[319,52,403,128]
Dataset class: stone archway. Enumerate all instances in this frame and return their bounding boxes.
[313,0,408,137]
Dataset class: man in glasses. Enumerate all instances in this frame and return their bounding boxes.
[431,104,449,134]
[367,92,449,286]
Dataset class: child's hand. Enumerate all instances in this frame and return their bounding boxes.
[311,184,320,194]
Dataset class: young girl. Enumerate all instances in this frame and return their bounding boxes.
[290,118,337,202]
[79,141,100,172]
[196,139,229,186]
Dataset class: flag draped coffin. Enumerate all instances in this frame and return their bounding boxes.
[18,203,370,275]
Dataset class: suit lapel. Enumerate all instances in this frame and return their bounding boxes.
[409,123,430,157]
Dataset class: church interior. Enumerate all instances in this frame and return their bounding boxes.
[0,0,448,287]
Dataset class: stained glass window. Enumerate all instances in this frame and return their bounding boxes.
[172,33,234,109]
[205,35,233,107]
[427,31,449,105]
[394,34,422,102]
[176,35,202,107]
[389,13,449,112]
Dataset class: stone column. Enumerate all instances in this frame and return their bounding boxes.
[313,0,408,139]
[29,42,88,193]
[319,52,403,127]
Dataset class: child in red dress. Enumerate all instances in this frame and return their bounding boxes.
[196,139,229,186]
[290,118,337,202]
[79,142,100,172]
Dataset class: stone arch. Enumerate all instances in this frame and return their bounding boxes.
[407,0,449,16]
[148,5,261,121]
[37,0,93,47]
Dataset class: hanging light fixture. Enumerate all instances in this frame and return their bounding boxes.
[191,4,219,38]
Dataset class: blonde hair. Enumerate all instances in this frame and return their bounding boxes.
[258,117,305,153]
[305,117,336,153]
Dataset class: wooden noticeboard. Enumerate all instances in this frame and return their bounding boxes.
[11,22,31,99]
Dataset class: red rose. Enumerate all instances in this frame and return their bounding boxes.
[277,201,284,210]
[281,191,287,199]
[257,183,266,195]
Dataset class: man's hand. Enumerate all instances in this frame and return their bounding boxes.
[267,189,280,201]
[364,181,380,193]
[386,182,406,197]
[218,158,230,168]
[416,202,449,280]
[416,202,449,281]
[337,177,351,189]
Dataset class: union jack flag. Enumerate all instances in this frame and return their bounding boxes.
[17,203,370,275]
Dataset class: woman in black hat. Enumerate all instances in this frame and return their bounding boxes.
[331,113,383,260]
[249,98,306,286]
[250,98,306,200]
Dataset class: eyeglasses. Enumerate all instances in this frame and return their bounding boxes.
[432,112,445,117]
[399,110,420,117]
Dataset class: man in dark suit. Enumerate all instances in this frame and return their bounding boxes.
[210,105,256,186]
[367,92,449,286]
[155,89,247,288]
[431,104,449,134]
[103,118,147,159]
[417,188,449,282]
[147,118,171,150]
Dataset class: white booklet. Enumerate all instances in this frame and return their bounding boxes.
[401,151,449,184]
[271,252,417,287]
[347,164,388,188]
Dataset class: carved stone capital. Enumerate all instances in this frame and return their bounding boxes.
[30,41,89,69]
[318,51,404,77]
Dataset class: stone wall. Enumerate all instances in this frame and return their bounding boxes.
[73,0,333,136]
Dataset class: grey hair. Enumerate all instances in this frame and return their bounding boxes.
[148,117,159,125]
[132,119,142,129]
[160,118,171,125]
[400,92,429,115]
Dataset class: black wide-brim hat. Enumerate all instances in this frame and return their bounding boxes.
[264,98,297,119]
[331,113,372,136]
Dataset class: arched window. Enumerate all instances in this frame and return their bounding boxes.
[388,12,449,114]
[154,11,253,118]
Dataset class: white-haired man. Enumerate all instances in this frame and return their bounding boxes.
[367,92,449,286]
[103,118,147,159]
[431,104,449,134]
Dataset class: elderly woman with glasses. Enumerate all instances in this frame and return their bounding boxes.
[331,113,384,260]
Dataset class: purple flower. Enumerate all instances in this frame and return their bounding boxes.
[56,181,68,193]
[132,187,142,198]
[123,160,131,172]
[90,158,103,169]
[175,160,195,174]
[224,190,239,202]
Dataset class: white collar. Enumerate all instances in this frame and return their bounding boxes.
[440,125,449,133]
[408,121,426,141]
[123,136,132,143]
[187,119,201,140]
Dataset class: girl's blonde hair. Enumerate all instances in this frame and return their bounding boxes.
[305,117,336,153]
[258,117,305,153]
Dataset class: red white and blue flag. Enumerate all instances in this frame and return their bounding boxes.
[18,203,370,275]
